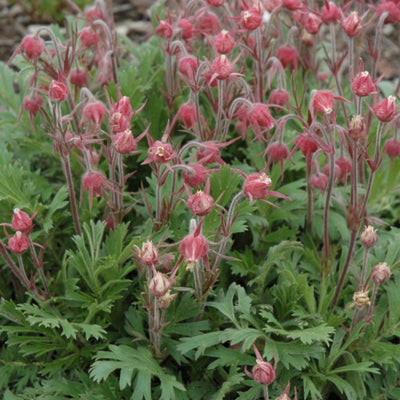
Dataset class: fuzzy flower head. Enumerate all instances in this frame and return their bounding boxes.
[182,163,208,187]
[384,138,400,161]
[360,225,378,248]
[9,34,45,64]
[213,30,235,54]
[321,0,343,24]
[371,262,391,284]
[133,240,159,266]
[243,173,272,202]
[311,90,335,115]
[81,170,117,210]
[82,100,107,126]
[351,69,375,97]
[48,80,69,102]
[12,209,33,233]
[240,7,263,30]
[8,231,30,254]
[341,11,363,37]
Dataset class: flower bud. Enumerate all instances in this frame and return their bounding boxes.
[70,68,87,87]
[135,240,159,266]
[321,1,342,24]
[23,94,43,116]
[371,262,391,284]
[12,209,33,233]
[384,138,400,161]
[21,35,45,61]
[82,171,107,197]
[311,90,335,115]
[48,80,69,102]
[149,272,170,297]
[240,8,263,30]
[211,55,235,80]
[269,89,290,107]
[296,134,318,157]
[178,56,199,82]
[360,225,378,248]
[177,18,194,40]
[248,104,276,129]
[82,101,107,125]
[182,163,207,187]
[267,142,289,163]
[276,45,299,69]
[80,27,100,48]
[178,102,197,129]
[8,231,30,254]
[252,360,276,384]
[373,96,398,123]
[342,12,363,37]
[113,129,137,154]
[156,20,174,39]
[187,190,214,216]
[213,30,235,54]
[243,173,272,201]
[304,13,322,34]
[351,71,375,97]
[310,173,328,192]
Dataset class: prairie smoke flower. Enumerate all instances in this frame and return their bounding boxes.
[282,0,304,11]
[351,70,375,97]
[178,56,199,83]
[210,55,235,80]
[79,27,99,48]
[133,240,159,266]
[245,344,277,385]
[8,231,30,254]
[213,30,235,54]
[247,103,276,134]
[82,100,107,125]
[348,114,367,140]
[182,163,207,187]
[113,129,137,154]
[341,11,363,37]
[304,13,322,34]
[276,45,299,70]
[187,190,215,216]
[9,34,44,63]
[81,170,116,210]
[195,10,221,35]
[243,172,290,204]
[149,272,171,297]
[268,89,290,107]
[142,132,176,165]
[155,15,174,39]
[196,140,236,165]
[179,222,210,269]
[23,94,43,116]
[384,138,400,161]
[48,80,69,102]
[177,18,194,40]
[240,7,263,30]
[267,142,289,163]
[374,1,400,24]
[371,262,391,284]
[178,102,197,129]
[311,90,335,115]
[335,157,352,182]
[12,209,33,233]
[321,1,342,24]
[373,96,398,123]
[206,0,225,6]
[310,173,328,192]
[360,226,378,249]
[70,68,87,87]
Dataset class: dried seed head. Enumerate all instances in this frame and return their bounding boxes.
[348,114,367,140]
[352,290,370,308]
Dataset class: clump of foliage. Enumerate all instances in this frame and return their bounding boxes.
[1,0,400,399]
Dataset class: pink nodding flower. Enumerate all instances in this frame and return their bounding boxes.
[179,225,210,265]
[113,129,137,154]
[341,11,363,37]
[206,0,225,6]
[196,141,226,165]
[178,102,197,129]
[245,344,277,385]
[79,27,100,48]
[23,94,43,116]
[321,1,342,24]
[133,240,159,266]
[155,16,174,39]
[48,80,69,102]
[149,272,172,297]
[373,96,398,123]
[276,45,299,70]
[248,103,277,131]
[187,190,215,217]
[182,163,207,187]
[282,0,304,11]
[178,56,199,82]
[269,89,290,107]
[267,142,289,163]
[384,138,400,161]
[311,90,335,115]
[186,179,216,216]
[240,7,263,31]
[310,173,328,192]
[8,231,30,254]
[351,70,375,97]
[12,209,33,233]
[70,68,87,87]
[195,11,222,35]
[9,34,45,64]
[210,55,236,81]
[374,1,400,24]
[304,13,323,34]
[81,170,115,210]
[177,18,194,40]
[213,30,235,54]
[82,100,107,125]
[243,172,272,202]
[335,157,352,183]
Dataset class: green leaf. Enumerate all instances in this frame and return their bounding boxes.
[42,185,69,232]
[177,332,221,359]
